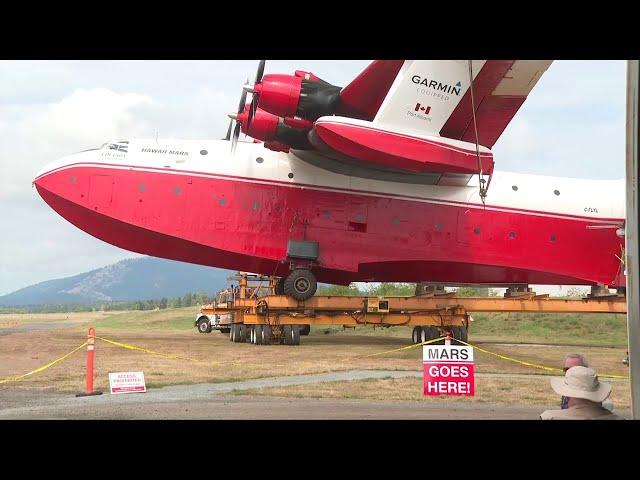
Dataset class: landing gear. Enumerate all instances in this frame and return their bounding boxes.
[283,269,317,301]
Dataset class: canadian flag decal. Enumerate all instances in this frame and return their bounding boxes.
[415,103,431,114]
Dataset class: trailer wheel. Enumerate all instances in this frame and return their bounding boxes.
[283,269,317,301]
[238,324,247,343]
[412,326,422,344]
[254,325,263,345]
[282,325,292,345]
[299,324,311,336]
[220,327,231,335]
[290,325,301,346]
[262,324,272,345]
[230,324,237,342]
[197,317,211,334]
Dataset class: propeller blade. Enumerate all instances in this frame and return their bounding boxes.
[237,88,248,115]
[255,60,265,84]
[224,118,233,141]
[231,121,241,153]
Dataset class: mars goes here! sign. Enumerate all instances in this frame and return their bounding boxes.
[423,345,474,396]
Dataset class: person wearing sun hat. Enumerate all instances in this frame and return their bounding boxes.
[540,366,623,420]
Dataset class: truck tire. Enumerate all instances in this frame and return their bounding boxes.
[283,269,317,301]
[289,325,300,346]
[262,324,272,345]
[197,317,211,334]
[282,325,292,345]
[254,325,263,345]
[299,324,311,336]
[412,326,422,344]
[238,324,248,343]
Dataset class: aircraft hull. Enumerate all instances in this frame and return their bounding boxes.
[34,158,625,287]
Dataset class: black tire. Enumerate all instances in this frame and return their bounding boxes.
[249,326,255,344]
[197,317,211,334]
[262,324,272,345]
[282,325,292,345]
[412,326,422,344]
[290,325,301,346]
[254,325,263,345]
[220,327,231,335]
[299,324,311,336]
[275,278,285,295]
[230,324,238,342]
[283,269,317,301]
[238,324,247,343]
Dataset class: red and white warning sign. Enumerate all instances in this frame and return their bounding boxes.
[423,345,475,396]
[108,371,146,394]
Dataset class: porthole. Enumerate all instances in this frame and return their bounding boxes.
[200,150,208,155]
[473,227,481,234]
[512,185,518,191]
[554,189,560,196]
[288,172,294,179]
[508,231,517,239]
[256,157,264,164]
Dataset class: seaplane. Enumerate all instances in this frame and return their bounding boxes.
[33,60,626,301]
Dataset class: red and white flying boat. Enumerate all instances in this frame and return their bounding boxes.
[34,60,626,300]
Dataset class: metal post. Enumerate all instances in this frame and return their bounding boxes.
[625,60,639,419]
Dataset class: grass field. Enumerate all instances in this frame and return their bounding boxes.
[0,306,631,402]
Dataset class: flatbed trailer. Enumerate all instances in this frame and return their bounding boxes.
[196,274,627,346]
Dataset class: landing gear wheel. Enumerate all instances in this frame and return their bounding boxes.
[254,325,264,345]
[299,324,311,336]
[412,326,422,344]
[197,317,211,334]
[275,278,285,295]
[283,269,317,301]
[262,325,272,345]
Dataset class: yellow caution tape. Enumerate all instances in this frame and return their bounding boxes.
[456,339,629,379]
[0,341,87,385]
[359,337,446,358]
[96,336,283,368]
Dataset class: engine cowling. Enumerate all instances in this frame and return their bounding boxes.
[252,73,342,122]
[234,104,311,150]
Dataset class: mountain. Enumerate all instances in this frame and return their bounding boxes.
[0,257,234,307]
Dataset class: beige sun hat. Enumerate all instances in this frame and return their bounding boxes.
[550,366,612,403]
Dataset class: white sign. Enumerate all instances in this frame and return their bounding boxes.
[423,345,475,396]
[109,371,146,394]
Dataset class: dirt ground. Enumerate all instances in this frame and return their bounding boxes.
[0,309,632,419]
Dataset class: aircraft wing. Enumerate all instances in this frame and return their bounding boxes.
[339,60,552,148]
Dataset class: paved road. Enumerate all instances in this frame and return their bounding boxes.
[2,368,626,420]
[0,322,74,336]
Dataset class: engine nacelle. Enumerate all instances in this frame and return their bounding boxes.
[236,104,311,150]
[264,141,290,153]
[254,73,342,122]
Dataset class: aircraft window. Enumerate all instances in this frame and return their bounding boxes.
[256,157,264,164]
[288,173,294,179]
[322,210,331,218]
[435,222,443,231]
[200,150,208,155]
[473,227,481,234]
[138,184,146,193]
[173,187,182,196]
[508,231,517,239]
[218,197,226,206]
[550,234,557,242]
[554,189,560,196]
[252,201,260,211]
[512,185,518,191]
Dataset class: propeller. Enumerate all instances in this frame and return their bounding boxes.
[228,79,250,152]
[246,60,266,128]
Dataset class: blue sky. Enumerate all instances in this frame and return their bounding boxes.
[0,60,628,295]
